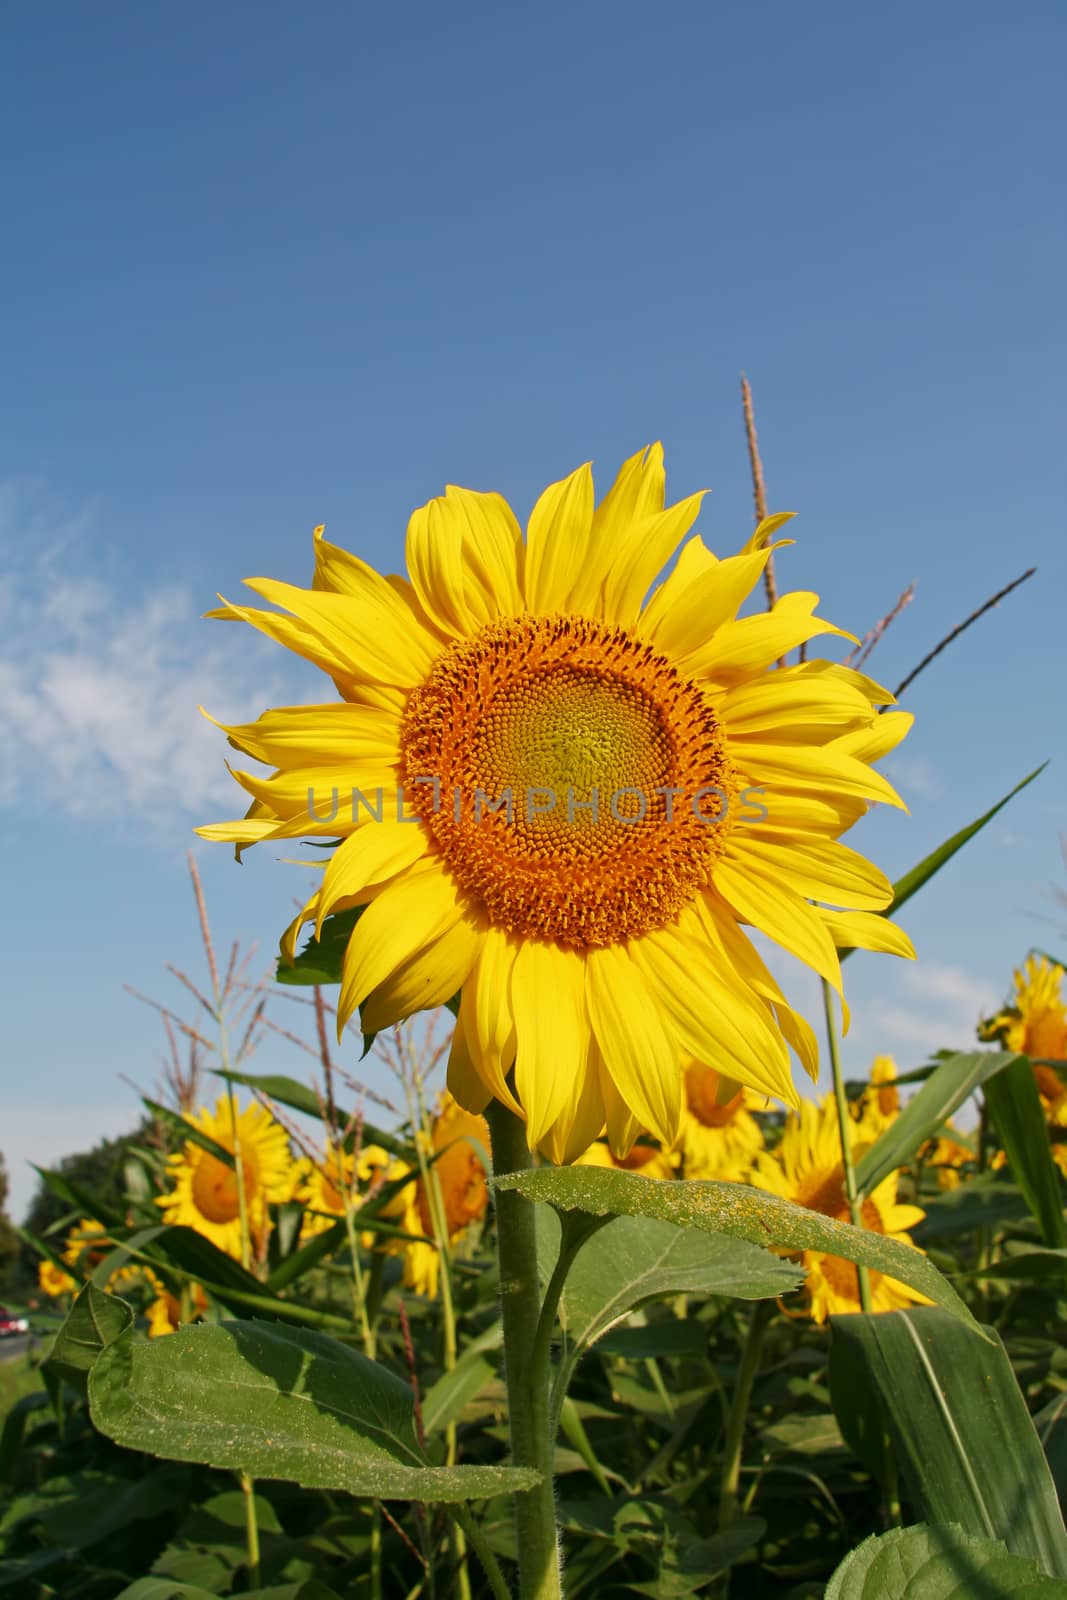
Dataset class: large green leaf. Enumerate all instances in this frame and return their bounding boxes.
[43,1281,134,1396]
[213,1069,411,1159]
[825,1522,1064,1598]
[841,765,1047,963]
[540,1207,801,1354]
[854,1051,1021,1198]
[495,1168,982,1333]
[983,1056,1067,1248]
[88,1317,538,1503]
[828,1308,1067,1578]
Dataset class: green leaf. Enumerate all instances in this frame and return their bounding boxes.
[29,1164,124,1229]
[841,765,1048,963]
[970,1247,1067,1283]
[114,1583,222,1600]
[88,1318,539,1503]
[540,1206,801,1357]
[825,1522,1065,1598]
[421,1321,504,1436]
[828,1308,1067,1578]
[983,1057,1067,1248]
[913,1177,1032,1244]
[213,1069,411,1159]
[43,1281,134,1396]
[1033,1394,1067,1513]
[495,1167,983,1334]
[854,1051,1022,1198]
[275,906,363,986]
[0,1393,49,1484]
[143,1098,236,1167]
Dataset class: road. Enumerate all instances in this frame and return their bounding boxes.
[0,1334,31,1363]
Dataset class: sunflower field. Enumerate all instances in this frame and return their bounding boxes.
[4,443,1066,1600]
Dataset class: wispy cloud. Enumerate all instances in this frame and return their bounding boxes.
[861,961,1003,1057]
[882,754,943,803]
[0,482,294,822]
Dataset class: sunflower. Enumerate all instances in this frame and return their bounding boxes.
[853,1055,901,1137]
[751,1096,928,1323]
[292,1140,410,1243]
[156,1096,294,1259]
[921,1129,977,1190]
[576,1136,676,1180]
[678,1061,765,1180]
[146,1281,210,1338]
[980,956,1067,1108]
[38,1259,76,1297]
[399,1093,491,1298]
[199,447,914,1161]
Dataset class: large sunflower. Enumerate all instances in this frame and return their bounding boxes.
[199,447,914,1161]
[751,1096,928,1323]
[157,1096,294,1259]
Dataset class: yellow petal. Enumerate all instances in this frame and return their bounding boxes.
[510,941,590,1147]
[713,856,845,999]
[538,1062,606,1166]
[524,463,594,613]
[600,493,707,625]
[631,923,797,1108]
[740,512,797,553]
[447,1001,493,1114]
[690,592,856,680]
[242,577,440,689]
[642,543,791,661]
[405,487,524,637]
[834,711,914,765]
[361,918,484,1033]
[465,927,523,1115]
[596,1047,644,1158]
[819,909,916,961]
[586,944,682,1147]
[732,741,907,812]
[722,832,894,911]
[206,703,401,769]
[317,821,429,933]
[567,444,665,614]
[337,863,465,1036]
[228,761,400,821]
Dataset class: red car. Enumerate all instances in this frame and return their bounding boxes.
[0,1306,29,1338]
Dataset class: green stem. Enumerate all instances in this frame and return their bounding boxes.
[718,1298,772,1531]
[452,1504,513,1600]
[486,1100,562,1600]
[823,980,902,1528]
[822,978,873,1314]
[240,1470,261,1587]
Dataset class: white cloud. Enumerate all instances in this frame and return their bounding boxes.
[0,483,293,822]
[882,755,943,803]
[861,961,1002,1057]
[3,1101,142,1223]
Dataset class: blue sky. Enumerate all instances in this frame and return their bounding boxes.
[2,2,1065,1219]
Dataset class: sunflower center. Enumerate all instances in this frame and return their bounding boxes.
[685,1063,744,1127]
[192,1149,257,1224]
[401,614,735,947]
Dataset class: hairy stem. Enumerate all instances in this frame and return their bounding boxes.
[486,1100,562,1600]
